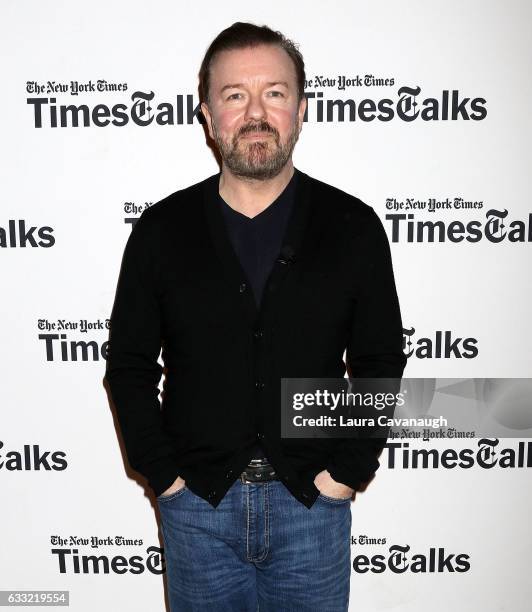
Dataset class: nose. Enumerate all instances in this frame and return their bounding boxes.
[244,92,267,122]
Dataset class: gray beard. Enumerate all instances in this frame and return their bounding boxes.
[211,121,300,180]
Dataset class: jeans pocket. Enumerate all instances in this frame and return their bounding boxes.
[157,485,188,503]
[318,491,352,504]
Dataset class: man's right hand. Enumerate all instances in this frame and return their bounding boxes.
[160,475,186,497]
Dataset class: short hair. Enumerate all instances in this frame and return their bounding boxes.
[199,21,306,106]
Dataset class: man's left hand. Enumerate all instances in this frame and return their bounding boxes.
[314,469,355,499]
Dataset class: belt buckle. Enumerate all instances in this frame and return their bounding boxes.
[240,464,276,484]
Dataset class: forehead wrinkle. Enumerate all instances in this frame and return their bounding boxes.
[220,80,289,94]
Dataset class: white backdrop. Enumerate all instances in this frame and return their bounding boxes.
[1,0,531,610]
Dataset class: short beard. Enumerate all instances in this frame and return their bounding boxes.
[211,118,300,180]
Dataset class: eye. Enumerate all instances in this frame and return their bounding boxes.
[268,91,284,97]
[227,93,242,100]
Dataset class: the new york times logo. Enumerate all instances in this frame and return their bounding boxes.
[352,543,470,573]
[38,318,110,362]
[403,327,478,359]
[386,438,532,469]
[26,86,486,128]
[51,546,164,574]
[0,441,67,471]
[387,209,532,243]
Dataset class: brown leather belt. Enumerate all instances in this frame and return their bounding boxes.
[240,458,278,483]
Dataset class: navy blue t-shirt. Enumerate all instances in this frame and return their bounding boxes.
[219,170,298,460]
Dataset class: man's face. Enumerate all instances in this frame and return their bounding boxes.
[201,44,307,180]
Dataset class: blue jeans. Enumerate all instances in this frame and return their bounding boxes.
[157,478,352,611]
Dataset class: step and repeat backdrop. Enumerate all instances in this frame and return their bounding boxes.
[2,0,531,610]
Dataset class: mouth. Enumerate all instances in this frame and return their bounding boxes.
[241,132,273,139]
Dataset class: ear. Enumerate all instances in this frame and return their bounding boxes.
[201,102,214,140]
[297,96,307,132]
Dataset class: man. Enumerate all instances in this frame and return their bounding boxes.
[105,21,407,612]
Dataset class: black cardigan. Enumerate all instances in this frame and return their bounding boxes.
[219,168,297,461]
[105,166,407,509]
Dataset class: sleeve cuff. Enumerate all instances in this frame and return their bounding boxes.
[139,457,181,498]
[326,439,382,491]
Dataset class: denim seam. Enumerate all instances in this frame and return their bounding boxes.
[318,492,352,504]
[253,483,270,563]
[245,484,252,562]
[157,486,188,503]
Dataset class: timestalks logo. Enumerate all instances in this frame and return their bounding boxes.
[386,439,532,469]
[353,544,470,573]
[386,209,532,243]
[0,441,67,471]
[51,546,165,574]
[26,86,486,129]
[403,327,478,359]
[0,220,55,248]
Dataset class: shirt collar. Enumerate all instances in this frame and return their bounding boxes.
[218,168,299,223]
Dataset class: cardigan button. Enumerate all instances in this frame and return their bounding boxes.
[255,381,265,390]
[239,282,247,293]
[225,469,233,478]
